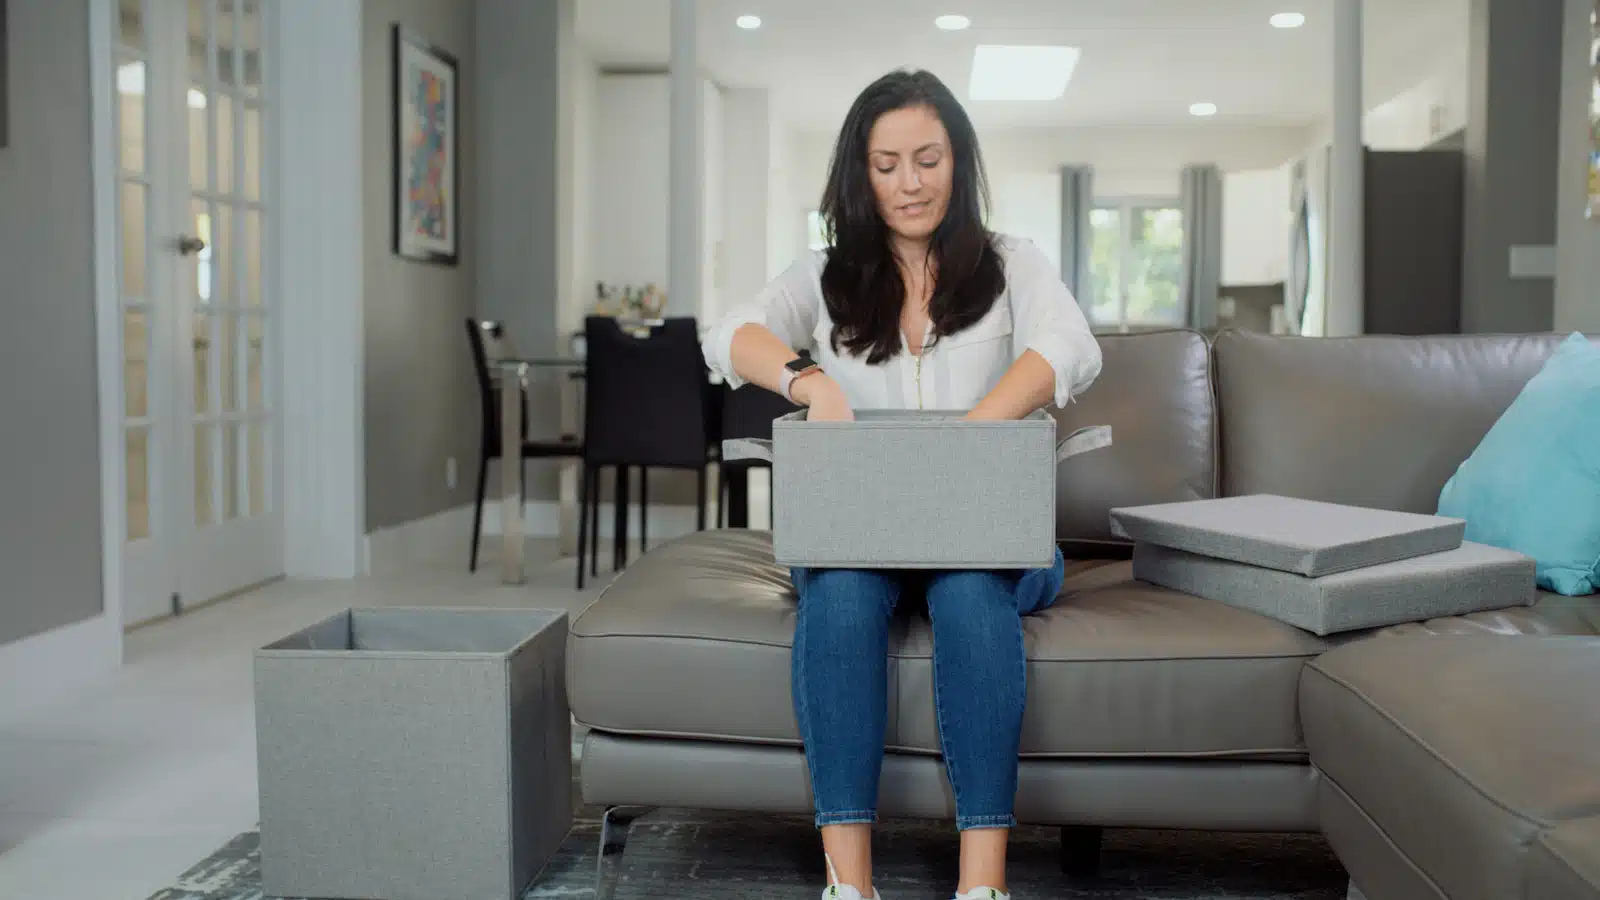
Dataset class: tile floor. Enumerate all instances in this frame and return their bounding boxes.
[0,540,610,900]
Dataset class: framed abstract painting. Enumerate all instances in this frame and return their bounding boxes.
[392,25,459,264]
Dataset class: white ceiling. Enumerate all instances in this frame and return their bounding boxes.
[575,0,1468,131]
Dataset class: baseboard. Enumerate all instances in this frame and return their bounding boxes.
[364,486,773,576]
[0,613,122,723]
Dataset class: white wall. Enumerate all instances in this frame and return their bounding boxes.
[590,72,724,318]
[1555,0,1600,332]
[767,117,806,279]
[722,88,772,316]
[557,5,598,338]
[989,171,1062,272]
[701,80,724,321]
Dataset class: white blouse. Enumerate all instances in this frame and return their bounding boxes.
[703,234,1102,411]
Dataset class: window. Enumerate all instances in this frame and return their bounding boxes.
[1087,201,1185,330]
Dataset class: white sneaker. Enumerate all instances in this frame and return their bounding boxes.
[820,886,880,900]
[953,889,1010,900]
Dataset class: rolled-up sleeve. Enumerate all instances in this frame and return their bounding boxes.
[702,251,826,390]
[1007,238,1103,407]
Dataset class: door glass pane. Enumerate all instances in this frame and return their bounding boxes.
[187,0,211,82]
[210,203,232,306]
[224,424,241,521]
[242,208,261,306]
[220,313,238,413]
[126,428,150,541]
[118,0,145,50]
[189,198,214,303]
[216,0,240,90]
[194,425,214,525]
[116,61,145,173]
[216,94,235,196]
[1128,208,1185,325]
[188,86,210,190]
[246,314,265,411]
[248,420,267,515]
[241,0,262,97]
[193,312,212,415]
[243,104,261,200]
[124,308,148,419]
[1087,208,1121,326]
[120,182,148,298]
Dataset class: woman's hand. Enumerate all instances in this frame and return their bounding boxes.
[793,375,854,422]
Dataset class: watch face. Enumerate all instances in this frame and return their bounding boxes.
[786,358,818,373]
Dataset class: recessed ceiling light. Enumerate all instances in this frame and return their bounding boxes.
[736,14,762,29]
[935,14,971,31]
[968,45,1080,103]
[1189,102,1218,117]
[1269,12,1306,28]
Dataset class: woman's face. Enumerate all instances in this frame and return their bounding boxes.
[867,104,953,246]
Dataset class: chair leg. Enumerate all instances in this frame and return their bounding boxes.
[469,454,489,572]
[716,462,727,529]
[590,465,601,578]
[639,467,649,553]
[576,463,593,590]
[696,464,708,531]
[613,466,629,572]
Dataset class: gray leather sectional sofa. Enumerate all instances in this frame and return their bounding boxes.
[568,330,1600,900]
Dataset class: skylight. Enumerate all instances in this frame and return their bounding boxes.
[968,45,1080,103]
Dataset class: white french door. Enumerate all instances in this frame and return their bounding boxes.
[113,0,282,625]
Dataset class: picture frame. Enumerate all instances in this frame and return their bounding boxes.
[1588,0,1599,220]
[391,24,459,264]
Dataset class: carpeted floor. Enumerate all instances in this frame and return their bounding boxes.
[147,796,1349,900]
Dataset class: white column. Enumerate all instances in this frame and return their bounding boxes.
[278,0,366,577]
[668,0,704,318]
[1324,0,1363,336]
[1326,0,1365,337]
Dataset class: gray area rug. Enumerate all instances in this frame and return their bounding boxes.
[148,804,1348,900]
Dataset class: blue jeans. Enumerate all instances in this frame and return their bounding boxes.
[789,548,1065,831]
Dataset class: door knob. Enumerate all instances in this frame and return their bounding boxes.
[176,234,207,256]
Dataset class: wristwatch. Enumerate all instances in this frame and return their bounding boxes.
[779,357,822,404]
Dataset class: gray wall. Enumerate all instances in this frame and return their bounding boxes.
[0,0,104,646]
[361,0,481,532]
[475,0,563,502]
[1461,0,1565,333]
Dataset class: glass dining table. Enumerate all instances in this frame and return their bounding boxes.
[492,358,585,585]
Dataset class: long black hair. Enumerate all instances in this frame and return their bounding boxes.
[818,69,1005,365]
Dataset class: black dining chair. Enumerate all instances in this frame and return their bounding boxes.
[465,319,584,572]
[719,383,800,529]
[578,316,713,588]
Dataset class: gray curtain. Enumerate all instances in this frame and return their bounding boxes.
[1058,166,1094,309]
[1179,164,1224,330]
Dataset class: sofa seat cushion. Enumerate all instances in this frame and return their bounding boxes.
[570,533,1336,759]
[897,558,1332,759]
[1302,636,1600,900]
[1530,818,1600,900]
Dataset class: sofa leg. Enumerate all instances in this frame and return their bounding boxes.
[1059,825,1103,877]
[595,805,655,897]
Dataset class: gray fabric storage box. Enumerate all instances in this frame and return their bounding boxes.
[725,410,1111,569]
[1133,540,1536,635]
[1109,494,1466,576]
[255,607,571,900]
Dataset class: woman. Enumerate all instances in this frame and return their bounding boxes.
[702,69,1102,900]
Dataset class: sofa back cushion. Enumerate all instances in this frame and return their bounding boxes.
[1214,330,1570,513]
[1051,329,1216,551]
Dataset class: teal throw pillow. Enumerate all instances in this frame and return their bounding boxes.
[1437,332,1600,595]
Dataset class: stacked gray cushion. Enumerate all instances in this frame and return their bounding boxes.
[1109,494,1466,576]
[1111,494,1536,635]
[1133,540,1537,635]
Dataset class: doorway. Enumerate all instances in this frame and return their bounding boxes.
[111,0,282,626]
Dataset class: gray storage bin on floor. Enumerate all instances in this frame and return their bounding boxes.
[255,607,571,900]
[1109,494,1466,576]
[724,410,1111,569]
[1133,541,1536,635]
